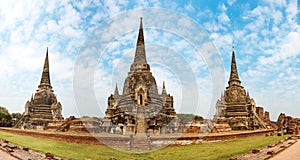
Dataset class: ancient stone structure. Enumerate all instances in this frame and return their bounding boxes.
[46,116,100,133]
[256,107,265,121]
[211,119,232,133]
[15,48,63,129]
[277,113,300,134]
[103,18,176,135]
[255,107,272,124]
[214,47,267,130]
[265,111,270,122]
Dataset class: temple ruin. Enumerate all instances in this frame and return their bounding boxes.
[277,113,300,135]
[214,47,269,130]
[102,18,176,135]
[14,48,63,129]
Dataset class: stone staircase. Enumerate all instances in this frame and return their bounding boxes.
[55,116,75,132]
[129,134,151,151]
[254,113,267,129]
[13,114,27,128]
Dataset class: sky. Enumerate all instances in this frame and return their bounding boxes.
[0,0,299,121]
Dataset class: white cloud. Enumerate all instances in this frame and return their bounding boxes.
[279,30,300,57]
[196,9,213,19]
[103,0,121,17]
[0,1,41,29]
[227,0,236,6]
[134,0,161,8]
[184,4,195,12]
[218,12,230,24]
[262,0,287,8]
[58,4,82,27]
[285,0,297,23]
[273,10,283,24]
[218,3,227,11]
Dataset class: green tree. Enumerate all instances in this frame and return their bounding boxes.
[11,113,22,120]
[0,106,12,127]
[177,114,204,123]
[194,115,204,121]
[11,112,22,126]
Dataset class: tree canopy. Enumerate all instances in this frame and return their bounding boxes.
[0,106,22,127]
[0,106,12,127]
[11,112,22,121]
[176,113,203,122]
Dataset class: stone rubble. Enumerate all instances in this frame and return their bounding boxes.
[230,135,299,160]
[0,140,71,160]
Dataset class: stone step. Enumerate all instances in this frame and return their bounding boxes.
[129,135,151,151]
[32,108,52,112]
[99,138,129,148]
[31,114,52,118]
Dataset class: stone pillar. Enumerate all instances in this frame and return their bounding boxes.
[265,111,270,122]
[256,107,264,120]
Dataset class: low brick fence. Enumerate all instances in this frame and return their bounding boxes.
[203,130,275,141]
[0,128,275,147]
[0,128,103,145]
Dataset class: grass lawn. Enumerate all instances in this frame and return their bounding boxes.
[0,130,288,160]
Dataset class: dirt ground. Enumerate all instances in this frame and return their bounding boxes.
[0,149,18,160]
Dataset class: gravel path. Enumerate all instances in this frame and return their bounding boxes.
[0,149,18,160]
[270,139,300,160]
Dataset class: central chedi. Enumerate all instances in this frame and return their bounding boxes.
[103,18,176,135]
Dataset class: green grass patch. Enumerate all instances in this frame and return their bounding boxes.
[0,131,289,160]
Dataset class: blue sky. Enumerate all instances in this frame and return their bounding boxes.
[0,0,299,121]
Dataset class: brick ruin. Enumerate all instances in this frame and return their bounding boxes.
[102,18,177,135]
[277,113,300,135]
[46,116,100,133]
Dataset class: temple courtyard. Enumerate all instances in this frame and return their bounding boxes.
[0,128,298,160]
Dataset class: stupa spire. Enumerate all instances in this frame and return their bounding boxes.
[162,81,167,95]
[221,91,225,101]
[39,47,52,89]
[228,46,241,86]
[114,83,119,96]
[132,17,147,65]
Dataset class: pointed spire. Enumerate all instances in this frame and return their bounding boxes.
[221,91,225,101]
[131,17,149,72]
[162,81,167,95]
[39,47,52,89]
[114,83,119,96]
[228,46,241,86]
[246,90,250,101]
